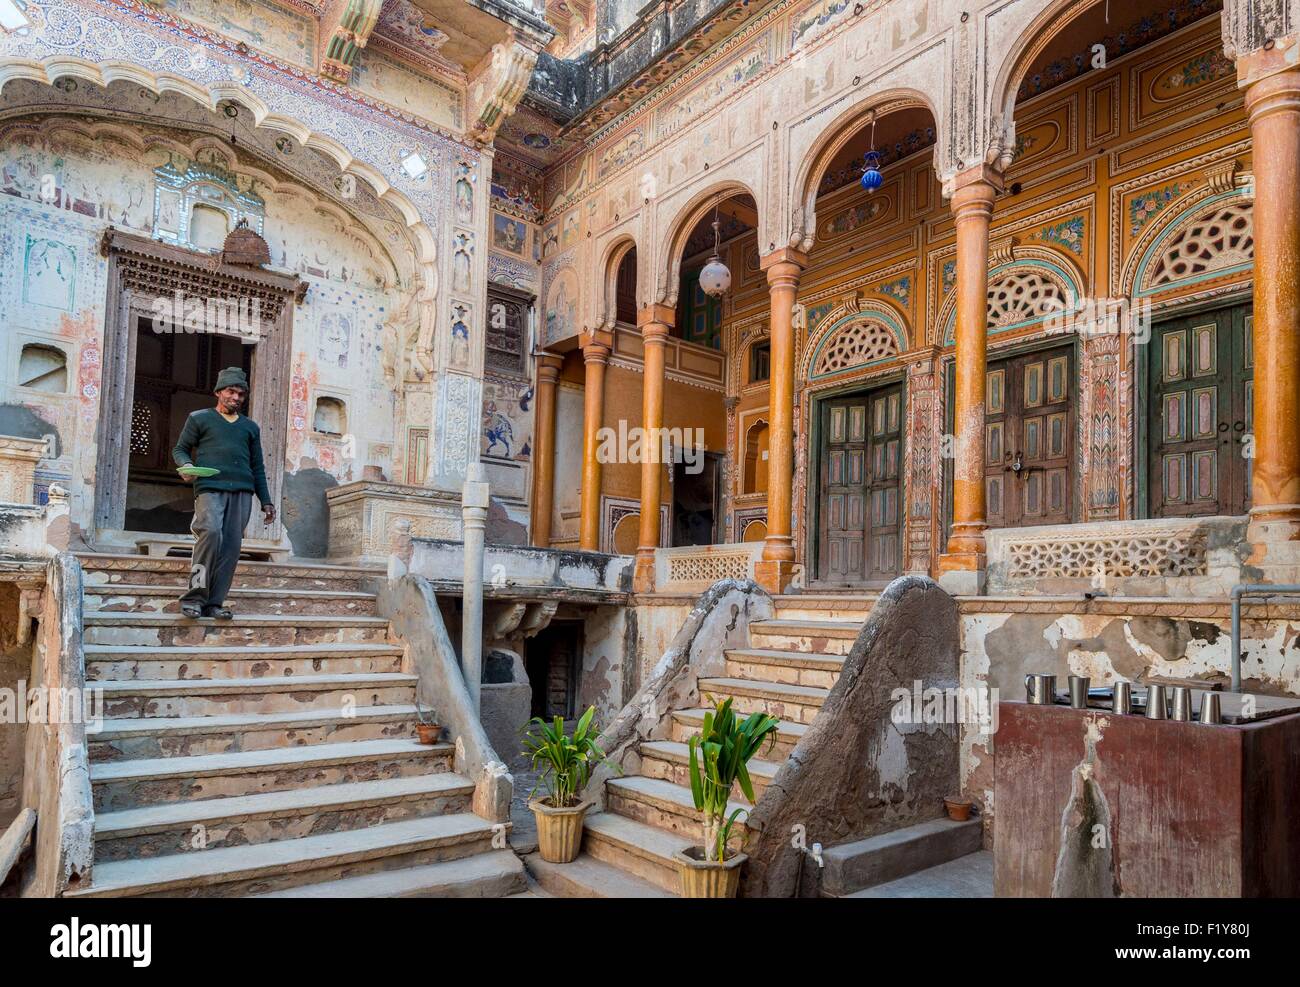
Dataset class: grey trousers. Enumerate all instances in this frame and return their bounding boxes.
[181,490,252,608]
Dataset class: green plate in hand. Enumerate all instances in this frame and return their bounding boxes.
[178,466,221,478]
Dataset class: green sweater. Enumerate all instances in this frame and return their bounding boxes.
[172,409,271,505]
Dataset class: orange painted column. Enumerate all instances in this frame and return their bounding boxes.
[756,248,807,594]
[530,352,564,548]
[938,166,1001,594]
[579,334,612,552]
[1242,59,1300,574]
[633,306,674,591]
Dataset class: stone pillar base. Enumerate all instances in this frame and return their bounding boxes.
[1245,511,1300,583]
[754,559,798,595]
[936,554,986,595]
[633,550,656,593]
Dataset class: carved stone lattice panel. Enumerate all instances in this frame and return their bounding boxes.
[1001,530,1208,579]
[663,547,755,586]
[1146,202,1253,289]
[812,318,898,376]
[986,269,1071,329]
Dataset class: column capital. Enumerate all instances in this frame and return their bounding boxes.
[535,350,564,379]
[1234,40,1300,90]
[1243,63,1300,123]
[637,303,676,329]
[761,247,808,287]
[944,163,1005,203]
[579,329,614,359]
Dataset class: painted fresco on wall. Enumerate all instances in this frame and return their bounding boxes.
[481,376,533,462]
[0,116,407,542]
[352,50,462,131]
[544,268,578,344]
[161,0,318,69]
[492,212,528,256]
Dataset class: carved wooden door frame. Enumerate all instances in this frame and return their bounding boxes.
[94,228,305,545]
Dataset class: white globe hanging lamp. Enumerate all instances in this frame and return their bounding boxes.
[699,204,731,297]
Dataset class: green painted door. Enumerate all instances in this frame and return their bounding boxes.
[1148,305,1253,517]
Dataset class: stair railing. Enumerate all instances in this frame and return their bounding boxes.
[581,579,774,808]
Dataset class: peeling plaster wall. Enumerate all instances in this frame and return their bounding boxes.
[630,599,695,685]
[959,604,1300,838]
[0,584,30,830]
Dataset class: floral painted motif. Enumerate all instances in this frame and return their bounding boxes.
[1167,50,1233,89]
[819,199,884,239]
[1032,216,1085,255]
[877,276,911,308]
[941,260,957,296]
[1130,182,1186,235]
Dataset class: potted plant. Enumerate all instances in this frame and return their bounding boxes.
[679,698,780,898]
[522,705,611,863]
[944,795,975,821]
[414,703,441,745]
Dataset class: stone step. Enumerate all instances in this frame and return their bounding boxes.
[67,813,501,898]
[638,740,781,800]
[581,811,692,895]
[749,619,860,656]
[82,612,392,648]
[90,738,451,811]
[698,676,829,725]
[94,772,475,861]
[843,849,994,898]
[94,673,417,719]
[83,584,380,617]
[670,708,808,760]
[85,641,406,682]
[525,851,675,898]
[252,850,527,898]
[78,554,381,592]
[821,817,985,897]
[89,705,420,761]
[771,595,877,621]
[604,775,752,843]
[724,647,844,689]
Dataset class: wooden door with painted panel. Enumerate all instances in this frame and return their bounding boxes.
[983,344,1075,528]
[1148,306,1252,517]
[817,384,903,585]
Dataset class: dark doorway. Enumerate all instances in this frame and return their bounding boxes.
[125,318,253,533]
[671,450,722,546]
[525,621,582,720]
[816,383,903,585]
[1148,304,1253,517]
[983,343,1074,528]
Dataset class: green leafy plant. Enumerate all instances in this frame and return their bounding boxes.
[522,706,611,809]
[687,698,780,862]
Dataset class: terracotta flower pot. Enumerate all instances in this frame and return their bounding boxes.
[416,723,441,745]
[676,847,747,898]
[944,796,974,822]
[530,799,591,863]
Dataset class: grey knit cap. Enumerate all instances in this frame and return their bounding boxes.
[214,367,249,393]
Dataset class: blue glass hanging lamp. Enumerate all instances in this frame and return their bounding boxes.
[860,115,882,192]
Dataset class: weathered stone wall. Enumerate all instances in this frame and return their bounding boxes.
[742,576,960,898]
[958,599,1300,838]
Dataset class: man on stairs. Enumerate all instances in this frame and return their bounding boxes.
[172,366,276,619]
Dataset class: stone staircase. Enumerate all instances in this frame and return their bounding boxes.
[526,595,857,896]
[67,553,524,898]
